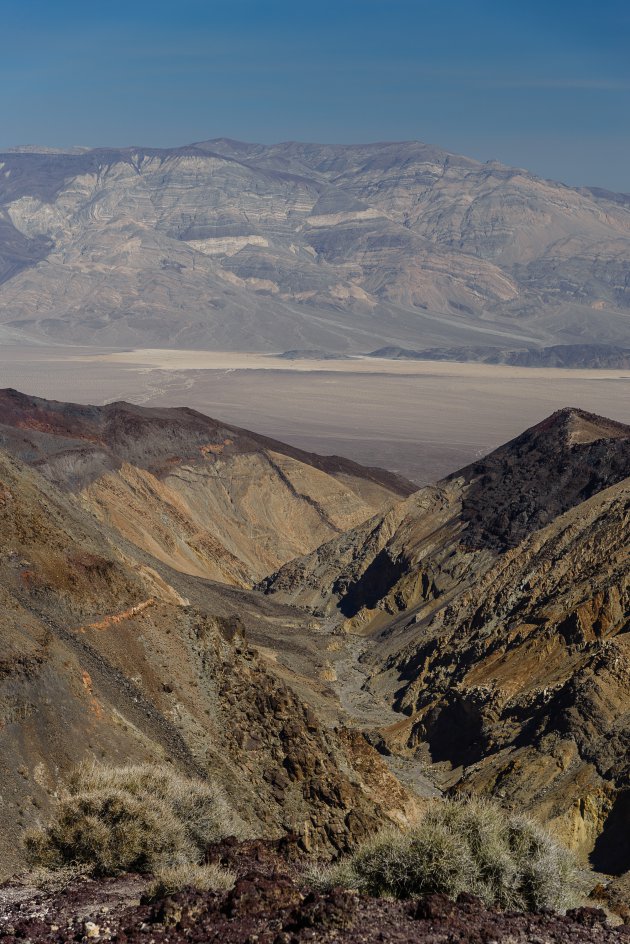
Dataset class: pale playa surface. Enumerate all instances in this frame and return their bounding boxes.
[1,346,628,484]
[75,347,630,380]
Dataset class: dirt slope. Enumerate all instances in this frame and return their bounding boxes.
[0,389,412,587]
[0,442,417,877]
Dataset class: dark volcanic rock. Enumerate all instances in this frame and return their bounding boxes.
[453,407,630,550]
[1,845,629,944]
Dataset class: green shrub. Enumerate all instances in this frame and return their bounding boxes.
[147,862,236,899]
[25,763,247,876]
[309,797,578,912]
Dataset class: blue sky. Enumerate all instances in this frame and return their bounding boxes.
[2,0,629,190]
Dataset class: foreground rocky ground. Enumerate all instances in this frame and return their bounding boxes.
[1,842,629,944]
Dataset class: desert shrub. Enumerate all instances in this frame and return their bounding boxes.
[68,762,246,848]
[14,863,89,894]
[25,788,191,875]
[26,763,247,876]
[309,797,578,912]
[146,862,236,899]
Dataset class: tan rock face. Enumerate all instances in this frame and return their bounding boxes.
[0,389,411,588]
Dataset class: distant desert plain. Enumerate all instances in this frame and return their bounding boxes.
[1,344,628,484]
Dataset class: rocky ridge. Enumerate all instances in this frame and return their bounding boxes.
[263,409,630,869]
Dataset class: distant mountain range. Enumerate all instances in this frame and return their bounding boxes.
[0,139,629,354]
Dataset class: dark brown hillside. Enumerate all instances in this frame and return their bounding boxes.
[264,407,630,619]
[452,407,630,550]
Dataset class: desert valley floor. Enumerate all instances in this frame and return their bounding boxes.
[0,345,628,484]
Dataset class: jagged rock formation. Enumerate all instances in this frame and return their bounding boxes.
[1,140,629,351]
[263,409,630,612]
[0,389,411,587]
[263,409,630,870]
[0,395,418,876]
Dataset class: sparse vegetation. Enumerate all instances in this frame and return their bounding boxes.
[25,763,247,876]
[309,797,578,912]
[146,862,236,899]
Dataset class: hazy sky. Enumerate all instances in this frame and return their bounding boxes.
[2,0,629,190]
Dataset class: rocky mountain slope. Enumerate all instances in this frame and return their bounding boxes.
[368,343,630,369]
[0,389,411,587]
[263,409,630,870]
[0,392,418,876]
[1,390,629,884]
[1,140,629,352]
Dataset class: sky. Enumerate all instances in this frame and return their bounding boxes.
[2,0,629,191]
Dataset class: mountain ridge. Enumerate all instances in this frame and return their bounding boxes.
[1,138,629,352]
[0,388,411,587]
[0,391,628,880]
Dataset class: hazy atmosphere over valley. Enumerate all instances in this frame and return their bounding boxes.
[0,2,629,942]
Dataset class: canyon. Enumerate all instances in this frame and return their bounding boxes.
[0,390,628,896]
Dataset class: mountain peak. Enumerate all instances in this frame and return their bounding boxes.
[450,407,630,551]
[532,407,630,446]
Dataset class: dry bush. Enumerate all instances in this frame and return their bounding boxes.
[25,788,191,875]
[147,862,235,899]
[14,863,90,894]
[309,797,578,912]
[68,762,247,848]
[25,763,247,876]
